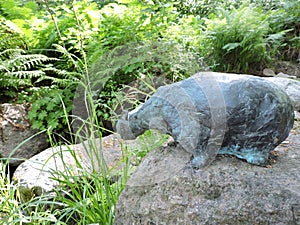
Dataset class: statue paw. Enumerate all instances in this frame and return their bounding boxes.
[246,154,268,165]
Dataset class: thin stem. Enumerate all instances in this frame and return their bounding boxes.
[43,0,65,48]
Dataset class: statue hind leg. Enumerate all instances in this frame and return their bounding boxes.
[218,145,272,165]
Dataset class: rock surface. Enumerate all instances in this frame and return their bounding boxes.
[115,122,300,225]
[0,103,48,166]
[264,77,300,111]
[274,61,300,78]
[13,135,125,193]
[275,72,297,79]
[13,133,149,196]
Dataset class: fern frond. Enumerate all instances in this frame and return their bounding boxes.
[0,74,32,88]
[42,67,81,81]
[8,70,46,79]
[0,65,9,73]
[0,48,77,91]
[52,44,85,72]
[12,54,58,71]
[0,49,25,60]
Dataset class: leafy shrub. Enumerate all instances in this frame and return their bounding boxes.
[26,87,74,131]
[253,0,282,10]
[0,17,27,51]
[2,0,125,56]
[87,40,204,126]
[0,0,42,46]
[0,0,37,21]
[0,49,57,99]
[267,0,300,61]
[202,6,270,73]
[139,0,243,17]
[92,0,118,9]
[0,47,81,135]
[86,0,181,61]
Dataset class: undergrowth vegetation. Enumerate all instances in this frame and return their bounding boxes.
[202,6,270,72]
[0,0,299,224]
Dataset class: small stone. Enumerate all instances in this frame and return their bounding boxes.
[275,72,297,79]
[264,77,300,111]
[263,68,275,76]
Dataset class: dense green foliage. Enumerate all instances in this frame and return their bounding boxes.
[0,0,299,132]
[0,0,299,224]
[202,6,270,72]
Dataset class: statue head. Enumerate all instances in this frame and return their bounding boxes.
[116,110,136,140]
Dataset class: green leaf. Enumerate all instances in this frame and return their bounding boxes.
[48,120,59,130]
[31,121,44,130]
[46,102,56,111]
[38,110,48,120]
[222,42,241,52]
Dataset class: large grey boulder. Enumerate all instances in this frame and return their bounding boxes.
[0,103,48,166]
[115,126,300,225]
[13,134,124,194]
[263,77,300,111]
[13,132,159,198]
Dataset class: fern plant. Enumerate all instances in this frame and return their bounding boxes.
[202,6,270,73]
[0,17,27,51]
[0,49,55,98]
[267,0,300,61]
[0,46,81,134]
